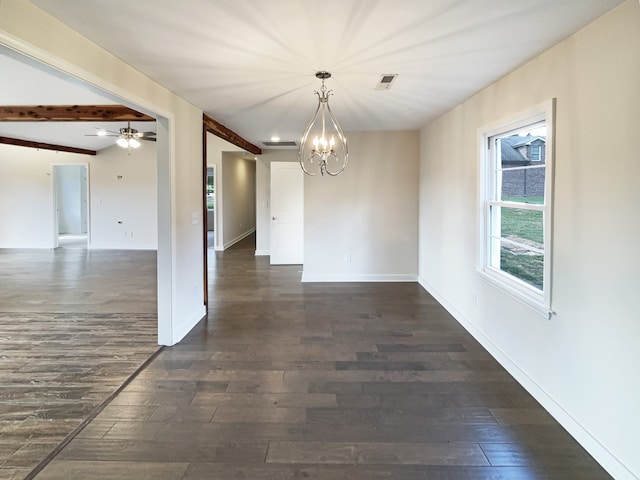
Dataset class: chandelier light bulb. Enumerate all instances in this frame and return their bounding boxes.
[299,71,348,176]
[129,138,141,149]
[116,137,128,148]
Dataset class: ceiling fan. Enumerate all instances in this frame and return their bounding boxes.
[86,121,156,149]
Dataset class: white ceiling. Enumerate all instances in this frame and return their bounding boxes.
[0,52,155,150]
[1,0,624,151]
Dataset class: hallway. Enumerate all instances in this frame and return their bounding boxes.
[32,235,610,479]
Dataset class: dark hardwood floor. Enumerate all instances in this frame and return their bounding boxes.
[33,235,611,479]
[0,249,159,479]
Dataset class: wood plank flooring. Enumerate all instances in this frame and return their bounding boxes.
[32,235,612,479]
[0,248,159,479]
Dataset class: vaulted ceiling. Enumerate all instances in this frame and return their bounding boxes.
[1,0,624,151]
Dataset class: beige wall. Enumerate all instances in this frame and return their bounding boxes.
[206,132,241,249]
[418,1,640,478]
[304,130,419,281]
[221,153,256,248]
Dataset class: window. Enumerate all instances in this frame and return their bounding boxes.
[530,144,541,161]
[478,100,555,317]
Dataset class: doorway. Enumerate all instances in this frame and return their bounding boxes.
[270,161,303,265]
[206,166,216,249]
[53,164,89,249]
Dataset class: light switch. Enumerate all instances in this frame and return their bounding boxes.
[191,212,199,225]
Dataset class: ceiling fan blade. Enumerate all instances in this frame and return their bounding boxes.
[94,127,120,135]
[85,133,119,137]
[136,132,156,139]
[141,137,156,142]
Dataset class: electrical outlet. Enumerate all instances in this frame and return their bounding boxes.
[344,254,351,263]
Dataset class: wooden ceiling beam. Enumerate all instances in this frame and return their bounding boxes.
[0,136,96,155]
[0,105,154,122]
[203,113,261,155]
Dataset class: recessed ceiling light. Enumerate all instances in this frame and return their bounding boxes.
[270,136,280,142]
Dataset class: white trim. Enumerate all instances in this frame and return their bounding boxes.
[87,244,158,251]
[221,228,255,250]
[170,305,206,346]
[301,273,418,283]
[477,99,555,315]
[255,250,270,256]
[477,270,552,319]
[417,276,633,480]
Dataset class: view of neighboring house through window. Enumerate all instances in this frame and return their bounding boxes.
[479,100,555,315]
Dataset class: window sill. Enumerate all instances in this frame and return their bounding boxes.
[477,269,553,319]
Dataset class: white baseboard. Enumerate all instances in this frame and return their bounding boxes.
[169,305,206,346]
[417,276,635,480]
[255,250,270,256]
[88,244,157,250]
[221,228,256,251]
[302,273,417,283]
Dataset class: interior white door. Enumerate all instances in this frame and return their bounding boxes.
[270,162,303,265]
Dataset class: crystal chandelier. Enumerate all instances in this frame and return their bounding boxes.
[299,71,348,176]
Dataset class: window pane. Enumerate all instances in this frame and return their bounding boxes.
[497,125,546,203]
[500,240,543,289]
[501,166,545,203]
[501,207,543,246]
[490,205,544,290]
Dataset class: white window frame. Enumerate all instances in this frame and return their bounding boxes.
[477,99,555,318]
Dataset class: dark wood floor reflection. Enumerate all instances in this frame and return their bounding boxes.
[35,235,610,479]
[0,249,158,479]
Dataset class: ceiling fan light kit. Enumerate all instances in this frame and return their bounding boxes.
[299,71,348,177]
[116,136,140,149]
[86,120,156,151]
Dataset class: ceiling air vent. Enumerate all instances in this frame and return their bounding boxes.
[262,140,297,147]
[375,74,398,90]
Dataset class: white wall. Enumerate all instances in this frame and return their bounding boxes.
[418,2,640,479]
[221,153,256,249]
[303,130,419,282]
[1,0,205,345]
[0,145,69,248]
[0,143,157,249]
[89,143,157,249]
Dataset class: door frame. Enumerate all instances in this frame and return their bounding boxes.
[270,161,304,265]
[202,123,208,309]
[52,163,90,248]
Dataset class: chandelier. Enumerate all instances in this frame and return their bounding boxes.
[299,71,348,176]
